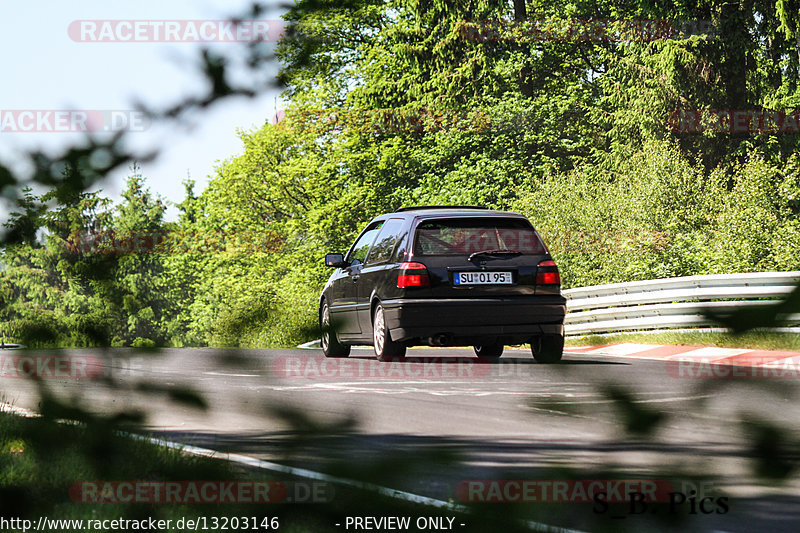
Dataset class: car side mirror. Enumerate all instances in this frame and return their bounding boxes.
[325,253,348,268]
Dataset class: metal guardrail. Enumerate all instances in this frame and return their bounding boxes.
[563,271,800,336]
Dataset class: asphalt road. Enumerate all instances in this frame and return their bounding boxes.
[3,346,800,532]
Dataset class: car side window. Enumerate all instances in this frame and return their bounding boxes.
[391,231,409,262]
[346,222,383,266]
[366,218,404,264]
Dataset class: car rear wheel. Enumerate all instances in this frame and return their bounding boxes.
[531,335,563,363]
[373,303,406,361]
[320,300,350,357]
[474,342,504,358]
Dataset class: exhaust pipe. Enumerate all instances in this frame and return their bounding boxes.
[429,333,452,346]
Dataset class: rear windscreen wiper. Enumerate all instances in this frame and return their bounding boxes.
[468,249,522,262]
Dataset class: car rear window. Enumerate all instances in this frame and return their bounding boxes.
[413,218,546,256]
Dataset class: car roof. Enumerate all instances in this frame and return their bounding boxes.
[386,207,527,218]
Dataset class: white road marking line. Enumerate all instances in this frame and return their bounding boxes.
[297,339,321,349]
[262,384,548,396]
[203,371,261,377]
[0,400,586,533]
[544,394,713,405]
[667,347,751,360]
[136,435,588,533]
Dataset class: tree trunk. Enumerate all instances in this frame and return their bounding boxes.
[718,0,750,110]
[513,0,532,97]
[513,0,527,19]
[796,32,800,73]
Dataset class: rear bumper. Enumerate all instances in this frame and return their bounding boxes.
[381,296,566,344]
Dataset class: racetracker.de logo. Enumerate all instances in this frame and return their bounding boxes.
[0,110,149,133]
[668,109,800,134]
[70,481,286,504]
[66,229,284,255]
[0,355,104,379]
[282,108,492,135]
[68,20,286,42]
[458,18,714,43]
[667,358,800,378]
[273,356,491,379]
[457,480,675,503]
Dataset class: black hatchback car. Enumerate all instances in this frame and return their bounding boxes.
[320,207,566,362]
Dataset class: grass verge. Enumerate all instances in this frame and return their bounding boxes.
[0,410,315,532]
[566,331,800,352]
[0,410,515,533]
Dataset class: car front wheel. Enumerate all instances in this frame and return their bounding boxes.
[373,303,406,361]
[320,300,350,357]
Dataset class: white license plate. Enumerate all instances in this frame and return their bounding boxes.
[453,271,513,285]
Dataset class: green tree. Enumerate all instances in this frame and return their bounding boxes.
[110,167,171,345]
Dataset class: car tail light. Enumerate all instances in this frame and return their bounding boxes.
[536,259,561,285]
[397,262,430,288]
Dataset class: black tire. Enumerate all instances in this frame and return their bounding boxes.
[531,335,563,363]
[320,300,350,357]
[373,303,406,361]
[474,342,504,358]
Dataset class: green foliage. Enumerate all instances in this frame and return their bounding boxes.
[0,166,182,347]
[2,4,800,532]
[4,0,800,348]
[514,140,800,288]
